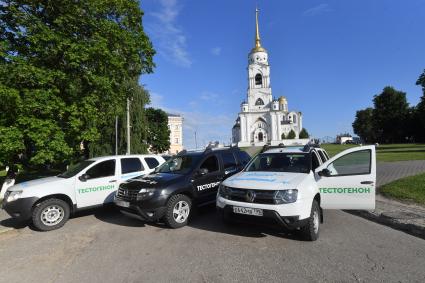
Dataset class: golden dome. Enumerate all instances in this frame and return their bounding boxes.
[278,96,287,103]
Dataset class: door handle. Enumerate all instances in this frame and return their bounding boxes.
[360,181,373,185]
[109,180,117,183]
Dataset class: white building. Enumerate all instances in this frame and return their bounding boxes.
[167,114,183,154]
[233,9,305,147]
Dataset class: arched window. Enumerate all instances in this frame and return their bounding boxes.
[258,132,264,142]
[255,74,262,86]
[293,115,297,123]
[255,98,264,106]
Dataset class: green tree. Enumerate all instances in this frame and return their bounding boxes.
[0,0,155,167]
[88,79,151,157]
[281,133,286,139]
[352,108,375,143]
[372,87,409,143]
[145,108,170,153]
[287,130,296,139]
[415,70,425,142]
[299,128,309,139]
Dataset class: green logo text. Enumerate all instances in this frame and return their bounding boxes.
[320,187,371,194]
[78,185,115,194]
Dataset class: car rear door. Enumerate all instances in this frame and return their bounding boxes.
[144,156,163,173]
[120,157,146,181]
[220,151,239,179]
[315,145,376,210]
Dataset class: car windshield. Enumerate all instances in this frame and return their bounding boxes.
[58,160,95,178]
[156,154,201,175]
[246,153,310,173]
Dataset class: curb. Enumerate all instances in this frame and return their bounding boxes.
[346,210,425,240]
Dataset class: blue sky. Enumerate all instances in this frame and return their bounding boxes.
[140,0,425,148]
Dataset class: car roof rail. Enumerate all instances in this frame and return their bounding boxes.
[260,143,285,153]
[302,142,321,152]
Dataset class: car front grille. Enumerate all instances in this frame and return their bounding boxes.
[116,187,138,201]
[227,187,276,204]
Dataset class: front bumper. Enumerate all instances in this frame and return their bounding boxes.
[216,195,311,229]
[114,194,168,222]
[217,206,308,230]
[2,196,39,221]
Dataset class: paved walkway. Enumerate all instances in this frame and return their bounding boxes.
[377,160,425,187]
[351,160,425,239]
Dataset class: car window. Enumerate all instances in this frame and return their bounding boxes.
[246,153,310,173]
[156,154,201,175]
[317,150,327,162]
[237,151,251,166]
[58,160,95,178]
[221,152,237,169]
[312,152,321,170]
[323,150,330,160]
[327,150,371,176]
[144,157,160,169]
[200,155,219,173]
[86,160,115,179]
[121,158,143,174]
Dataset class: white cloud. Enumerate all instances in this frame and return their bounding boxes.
[303,3,332,16]
[211,47,222,56]
[147,0,192,67]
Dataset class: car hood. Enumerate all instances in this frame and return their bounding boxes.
[9,176,71,191]
[223,171,308,191]
[121,172,184,191]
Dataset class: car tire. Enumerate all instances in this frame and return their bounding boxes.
[164,194,192,228]
[32,198,70,231]
[300,200,320,241]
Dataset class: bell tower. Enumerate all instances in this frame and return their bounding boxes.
[247,8,272,111]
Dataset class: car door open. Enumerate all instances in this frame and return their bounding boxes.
[316,145,376,210]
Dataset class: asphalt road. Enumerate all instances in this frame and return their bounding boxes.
[1,206,424,283]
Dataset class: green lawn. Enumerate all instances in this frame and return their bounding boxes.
[380,172,425,205]
[321,143,425,162]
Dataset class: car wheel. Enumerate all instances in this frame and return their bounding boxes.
[32,198,70,231]
[300,200,320,241]
[164,194,192,228]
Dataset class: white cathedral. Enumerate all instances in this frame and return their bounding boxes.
[232,9,305,147]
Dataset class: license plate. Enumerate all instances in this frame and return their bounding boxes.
[233,206,263,216]
[115,200,130,208]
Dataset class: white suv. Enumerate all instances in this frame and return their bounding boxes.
[2,154,165,231]
[216,144,376,241]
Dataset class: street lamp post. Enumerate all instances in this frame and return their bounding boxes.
[126,98,131,155]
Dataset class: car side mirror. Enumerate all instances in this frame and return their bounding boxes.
[197,168,208,177]
[318,168,331,177]
[79,174,89,182]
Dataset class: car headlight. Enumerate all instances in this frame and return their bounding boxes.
[137,188,156,201]
[218,184,231,199]
[274,189,298,204]
[6,191,23,203]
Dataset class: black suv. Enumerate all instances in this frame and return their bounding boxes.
[114,147,251,228]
